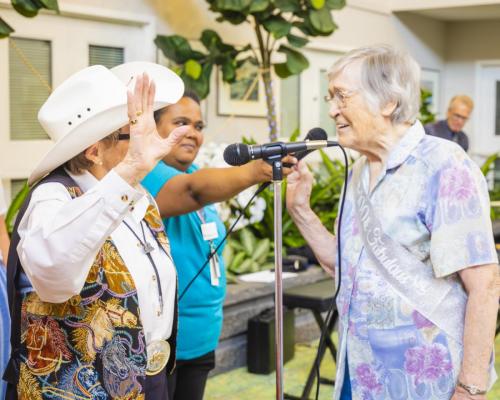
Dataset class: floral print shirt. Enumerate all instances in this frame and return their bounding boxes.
[333,121,498,400]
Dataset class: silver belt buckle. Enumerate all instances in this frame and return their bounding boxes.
[146,340,171,376]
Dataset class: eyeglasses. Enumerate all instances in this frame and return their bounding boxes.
[324,88,357,107]
[450,113,469,122]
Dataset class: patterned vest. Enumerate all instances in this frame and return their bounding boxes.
[4,168,178,400]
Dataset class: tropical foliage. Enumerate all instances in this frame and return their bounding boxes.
[223,227,273,281]
[221,128,349,277]
[419,88,436,125]
[5,182,29,234]
[1,0,59,38]
[155,0,345,140]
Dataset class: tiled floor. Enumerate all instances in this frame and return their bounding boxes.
[205,336,500,399]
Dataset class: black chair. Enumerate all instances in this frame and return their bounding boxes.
[283,279,338,400]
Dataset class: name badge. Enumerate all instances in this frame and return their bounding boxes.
[210,255,220,287]
[201,222,219,241]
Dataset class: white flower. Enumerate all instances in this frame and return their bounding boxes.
[220,187,267,230]
[194,142,230,168]
[196,142,267,229]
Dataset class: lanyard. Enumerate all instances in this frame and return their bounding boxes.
[122,219,171,314]
[196,208,221,286]
[196,208,217,251]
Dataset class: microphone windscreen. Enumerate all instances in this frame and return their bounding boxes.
[307,127,327,141]
[223,143,251,166]
[292,127,328,162]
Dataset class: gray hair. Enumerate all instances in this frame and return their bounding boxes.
[328,45,421,124]
[64,130,120,174]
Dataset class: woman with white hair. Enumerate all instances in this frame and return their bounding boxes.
[4,63,188,399]
[286,45,499,400]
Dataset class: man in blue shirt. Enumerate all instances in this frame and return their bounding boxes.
[424,95,474,152]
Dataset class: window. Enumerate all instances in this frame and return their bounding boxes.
[89,45,124,69]
[9,37,51,140]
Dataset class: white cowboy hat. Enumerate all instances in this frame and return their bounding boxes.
[29,62,184,185]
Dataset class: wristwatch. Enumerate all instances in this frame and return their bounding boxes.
[457,381,487,396]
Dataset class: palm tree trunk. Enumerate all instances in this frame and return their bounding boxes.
[262,68,278,141]
[254,20,278,141]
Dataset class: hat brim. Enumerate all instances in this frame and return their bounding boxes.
[29,106,129,185]
[29,63,184,186]
[28,98,174,185]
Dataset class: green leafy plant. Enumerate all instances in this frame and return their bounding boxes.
[225,144,348,255]
[419,88,436,125]
[481,152,500,219]
[1,0,59,38]
[5,182,29,235]
[264,150,345,247]
[223,227,274,281]
[155,0,345,140]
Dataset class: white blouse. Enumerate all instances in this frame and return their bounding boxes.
[17,169,177,345]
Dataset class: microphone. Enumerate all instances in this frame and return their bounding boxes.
[224,130,336,166]
[294,127,327,161]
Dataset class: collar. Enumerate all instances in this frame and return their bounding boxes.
[440,119,463,136]
[385,120,426,170]
[66,168,150,224]
[159,159,199,174]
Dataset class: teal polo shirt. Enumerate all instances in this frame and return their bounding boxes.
[142,161,226,361]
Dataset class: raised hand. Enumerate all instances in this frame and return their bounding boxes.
[117,73,188,185]
[286,160,314,214]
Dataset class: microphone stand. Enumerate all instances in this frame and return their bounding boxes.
[267,153,285,400]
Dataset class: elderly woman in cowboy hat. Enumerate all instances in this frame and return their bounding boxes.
[4,63,188,399]
[287,45,499,400]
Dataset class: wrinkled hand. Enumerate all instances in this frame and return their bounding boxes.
[117,73,188,184]
[286,160,314,214]
[250,155,297,183]
[451,387,486,400]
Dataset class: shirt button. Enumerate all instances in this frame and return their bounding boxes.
[130,206,135,212]
[121,194,129,202]
[157,310,161,316]
[152,275,156,281]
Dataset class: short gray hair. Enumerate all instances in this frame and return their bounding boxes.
[328,45,421,124]
[64,130,120,174]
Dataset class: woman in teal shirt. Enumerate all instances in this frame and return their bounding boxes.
[142,92,296,400]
